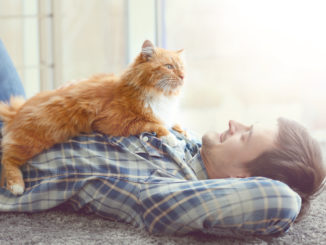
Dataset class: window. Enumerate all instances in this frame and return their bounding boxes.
[0,0,40,97]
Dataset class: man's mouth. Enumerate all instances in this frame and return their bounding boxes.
[220,131,228,143]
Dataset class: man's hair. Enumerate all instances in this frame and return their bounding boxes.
[246,117,326,220]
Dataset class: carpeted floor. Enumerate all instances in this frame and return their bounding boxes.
[0,189,325,245]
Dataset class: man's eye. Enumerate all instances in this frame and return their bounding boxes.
[241,133,248,142]
[165,64,174,69]
[241,134,246,142]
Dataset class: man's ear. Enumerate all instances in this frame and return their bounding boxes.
[141,40,155,60]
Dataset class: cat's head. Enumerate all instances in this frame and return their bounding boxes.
[127,40,185,96]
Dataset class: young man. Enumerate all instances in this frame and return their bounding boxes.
[0,39,325,236]
[201,119,325,220]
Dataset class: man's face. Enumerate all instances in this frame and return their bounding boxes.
[200,120,278,179]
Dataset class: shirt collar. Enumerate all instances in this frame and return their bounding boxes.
[188,151,208,180]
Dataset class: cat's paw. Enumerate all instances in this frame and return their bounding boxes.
[172,124,188,138]
[161,133,179,147]
[8,183,24,195]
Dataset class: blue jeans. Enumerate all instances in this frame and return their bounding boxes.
[0,39,26,128]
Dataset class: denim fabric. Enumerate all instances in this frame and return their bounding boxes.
[0,39,26,128]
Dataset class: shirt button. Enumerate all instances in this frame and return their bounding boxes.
[143,136,149,142]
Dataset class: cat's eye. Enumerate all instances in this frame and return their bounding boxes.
[165,64,174,69]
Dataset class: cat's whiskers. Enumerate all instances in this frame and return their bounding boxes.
[156,76,182,95]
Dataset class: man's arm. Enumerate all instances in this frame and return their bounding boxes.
[138,177,301,236]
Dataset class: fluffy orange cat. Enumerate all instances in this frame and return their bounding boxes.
[0,40,185,195]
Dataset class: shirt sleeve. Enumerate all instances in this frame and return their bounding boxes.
[138,177,301,236]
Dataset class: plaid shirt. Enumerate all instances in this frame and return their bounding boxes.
[0,130,301,236]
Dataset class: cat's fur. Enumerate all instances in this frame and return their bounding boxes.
[0,40,185,195]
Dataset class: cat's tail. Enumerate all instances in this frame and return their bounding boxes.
[0,96,26,122]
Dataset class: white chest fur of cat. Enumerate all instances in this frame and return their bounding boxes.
[145,93,180,146]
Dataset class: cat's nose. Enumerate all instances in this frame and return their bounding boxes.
[179,74,184,80]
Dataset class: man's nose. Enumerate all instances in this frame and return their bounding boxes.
[229,120,248,133]
[228,120,237,135]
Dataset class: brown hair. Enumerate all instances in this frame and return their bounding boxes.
[246,117,326,220]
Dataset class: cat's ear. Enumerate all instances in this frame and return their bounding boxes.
[176,49,186,62]
[141,40,155,60]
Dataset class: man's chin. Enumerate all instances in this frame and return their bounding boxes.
[202,131,221,146]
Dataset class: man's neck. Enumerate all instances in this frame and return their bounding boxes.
[200,148,219,179]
